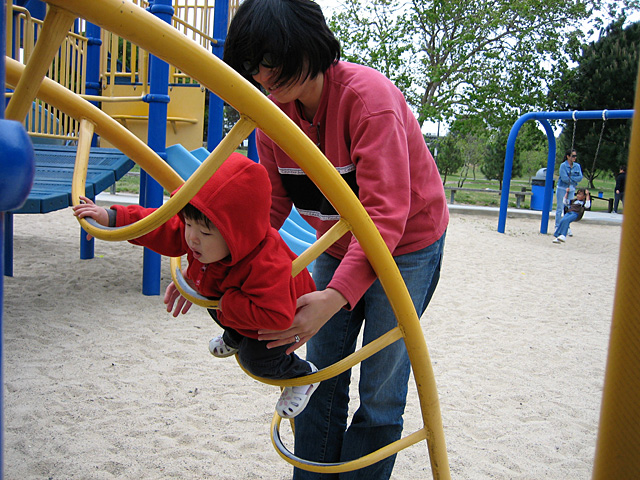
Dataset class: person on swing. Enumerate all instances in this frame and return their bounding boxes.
[553,187,591,243]
[555,149,583,234]
[73,153,318,418]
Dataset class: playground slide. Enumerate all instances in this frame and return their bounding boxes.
[165,144,316,268]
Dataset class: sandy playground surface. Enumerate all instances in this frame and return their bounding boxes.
[3,206,622,479]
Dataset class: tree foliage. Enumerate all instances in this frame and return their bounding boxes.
[553,20,640,187]
[433,134,464,185]
[328,0,640,133]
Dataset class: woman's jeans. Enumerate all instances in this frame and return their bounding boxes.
[555,186,575,228]
[554,211,579,238]
[292,232,446,480]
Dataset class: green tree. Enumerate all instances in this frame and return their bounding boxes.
[480,131,521,189]
[553,20,640,187]
[512,121,549,179]
[329,0,640,133]
[434,134,464,185]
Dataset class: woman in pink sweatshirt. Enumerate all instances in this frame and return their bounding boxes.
[223,1,449,479]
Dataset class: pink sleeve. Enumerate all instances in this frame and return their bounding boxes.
[327,113,412,308]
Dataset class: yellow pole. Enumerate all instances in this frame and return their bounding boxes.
[592,61,640,478]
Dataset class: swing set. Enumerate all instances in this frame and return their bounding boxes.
[570,109,611,183]
[498,108,634,235]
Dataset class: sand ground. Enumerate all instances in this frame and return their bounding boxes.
[3,207,621,479]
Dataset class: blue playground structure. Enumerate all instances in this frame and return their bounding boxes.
[2,0,314,286]
[498,109,635,234]
[0,3,315,473]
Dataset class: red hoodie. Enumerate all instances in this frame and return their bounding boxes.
[111,153,316,339]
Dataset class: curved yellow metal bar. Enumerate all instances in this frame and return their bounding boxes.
[70,114,256,241]
[592,61,640,478]
[30,1,450,477]
[170,256,219,309]
[291,219,351,277]
[238,327,403,387]
[271,417,428,474]
[71,118,97,202]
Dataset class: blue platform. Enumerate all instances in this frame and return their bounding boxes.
[4,144,134,276]
[11,144,134,213]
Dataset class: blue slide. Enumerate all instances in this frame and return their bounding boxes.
[165,145,316,270]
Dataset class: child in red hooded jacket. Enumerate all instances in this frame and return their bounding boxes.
[73,153,318,418]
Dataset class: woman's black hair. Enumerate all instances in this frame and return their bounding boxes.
[223,0,341,88]
[565,148,576,159]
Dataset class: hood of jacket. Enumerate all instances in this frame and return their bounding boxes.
[174,152,272,265]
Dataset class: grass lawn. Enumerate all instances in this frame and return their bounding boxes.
[111,162,622,214]
[444,174,620,213]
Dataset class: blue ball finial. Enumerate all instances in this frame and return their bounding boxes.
[0,119,35,212]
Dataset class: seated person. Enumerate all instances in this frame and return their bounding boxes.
[553,187,591,244]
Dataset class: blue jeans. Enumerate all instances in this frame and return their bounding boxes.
[554,211,579,237]
[555,186,575,228]
[292,232,446,480]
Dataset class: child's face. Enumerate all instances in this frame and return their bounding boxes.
[184,218,230,264]
[576,191,586,200]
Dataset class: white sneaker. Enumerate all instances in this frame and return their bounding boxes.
[208,335,239,358]
[557,235,566,242]
[276,362,319,418]
[553,237,562,244]
[567,229,573,237]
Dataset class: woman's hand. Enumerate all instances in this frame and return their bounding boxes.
[164,281,193,317]
[72,195,109,240]
[258,288,347,354]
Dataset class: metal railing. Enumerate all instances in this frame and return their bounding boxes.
[7,0,235,141]
[8,4,87,141]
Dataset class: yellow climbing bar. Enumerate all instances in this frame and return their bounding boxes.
[592,58,640,479]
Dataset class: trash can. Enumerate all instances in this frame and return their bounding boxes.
[530,168,554,212]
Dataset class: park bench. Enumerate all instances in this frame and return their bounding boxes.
[589,195,614,213]
[444,186,531,209]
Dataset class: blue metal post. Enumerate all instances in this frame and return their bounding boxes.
[247,130,259,162]
[498,110,634,234]
[206,0,229,151]
[85,22,102,143]
[141,0,174,295]
[3,214,12,277]
[1,4,5,472]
